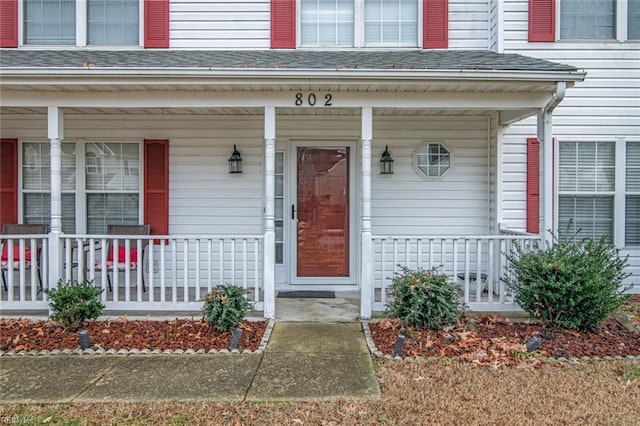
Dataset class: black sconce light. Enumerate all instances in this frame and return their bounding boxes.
[380,145,394,175]
[229,144,242,173]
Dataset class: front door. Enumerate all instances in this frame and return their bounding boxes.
[291,144,354,284]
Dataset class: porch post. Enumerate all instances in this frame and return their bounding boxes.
[360,107,373,320]
[263,106,276,319]
[47,106,64,291]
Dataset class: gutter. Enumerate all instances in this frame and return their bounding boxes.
[0,67,587,85]
[538,81,567,246]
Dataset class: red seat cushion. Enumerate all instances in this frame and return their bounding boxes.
[107,246,138,263]
[1,245,33,262]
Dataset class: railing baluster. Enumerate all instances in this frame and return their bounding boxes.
[231,239,236,286]
[148,239,154,302]
[30,238,37,301]
[253,239,259,303]
[380,238,386,305]
[219,239,224,285]
[488,239,494,303]
[183,239,189,302]
[18,239,26,302]
[242,239,248,293]
[207,239,213,294]
[124,239,131,302]
[476,239,482,302]
[463,239,470,304]
[160,239,166,303]
[171,239,177,302]
[136,239,143,302]
[195,238,201,301]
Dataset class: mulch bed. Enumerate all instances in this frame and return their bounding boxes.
[369,314,639,366]
[0,318,268,353]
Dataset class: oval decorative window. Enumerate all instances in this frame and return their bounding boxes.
[415,143,451,178]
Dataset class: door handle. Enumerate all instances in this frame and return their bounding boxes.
[291,204,296,220]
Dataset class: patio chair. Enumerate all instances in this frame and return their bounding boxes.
[1,224,49,292]
[93,224,151,292]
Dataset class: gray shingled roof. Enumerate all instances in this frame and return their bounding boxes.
[0,49,577,72]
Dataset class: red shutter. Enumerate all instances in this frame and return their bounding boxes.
[528,0,555,42]
[144,140,169,237]
[423,0,448,49]
[271,0,295,49]
[144,0,169,48]
[0,0,18,48]
[526,138,540,234]
[0,139,18,228]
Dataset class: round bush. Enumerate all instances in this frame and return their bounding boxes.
[503,233,631,330]
[386,266,464,330]
[202,284,252,333]
[44,279,104,331]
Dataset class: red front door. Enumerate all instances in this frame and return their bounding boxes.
[296,147,350,277]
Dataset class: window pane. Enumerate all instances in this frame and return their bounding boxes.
[559,195,613,241]
[86,142,139,191]
[627,142,640,191]
[23,142,75,191]
[300,0,354,46]
[275,152,285,264]
[629,0,640,39]
[24,0,76,45]
[365,0,417,46]
[415,143,450,177]
[626,195,640,245]
[87,193,139,234]
[23,193,76,233]
[559,141,614,192]
[88,0,139,45]
[560,0,615,39]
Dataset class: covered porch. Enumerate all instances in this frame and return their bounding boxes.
[0,50,585,319]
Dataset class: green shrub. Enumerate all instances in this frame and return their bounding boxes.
[503,231,631,330]
[202,284,252,333]
[44,279,104,330]
[386,266,465,330]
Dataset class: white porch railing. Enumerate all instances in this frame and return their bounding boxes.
[1,234,263,313]
[372,234,540,312]
[0,233,50,310]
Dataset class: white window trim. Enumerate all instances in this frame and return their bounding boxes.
[297,0,423,49]
[18,0,144,48]
[555,138,638,248]
[555,0,632,42]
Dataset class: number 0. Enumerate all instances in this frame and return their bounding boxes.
[308,93,316,106]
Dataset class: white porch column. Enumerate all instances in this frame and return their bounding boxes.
[537,82,566,246]
[48,106,64,291]
[360,107,373,320]
[263,106,276,319]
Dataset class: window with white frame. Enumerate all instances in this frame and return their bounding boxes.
[20,141,142,234]
[275,152,285,264]
[300,0,419,47]
[24,0,76,45]
[85,142,140,234]
[415,143,450,178]
[22,142,76,232]
[23,0,140,46]
[364,0,418,45]
[626,142,640,245]
[558,141,615,241]
[87,0,139,45]
[560,0,616,39]
[629,0,640,39]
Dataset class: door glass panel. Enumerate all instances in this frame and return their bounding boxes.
[296,147,349,277]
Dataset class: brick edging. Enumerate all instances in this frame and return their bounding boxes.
[0,319,275,357]
[361,322,640,363]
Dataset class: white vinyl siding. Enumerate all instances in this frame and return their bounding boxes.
[87,0,139,45]
[23,0,75,45]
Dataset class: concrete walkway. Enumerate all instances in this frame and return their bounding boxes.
[0,322,380,403]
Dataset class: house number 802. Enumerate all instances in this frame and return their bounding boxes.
[294,92,333,107]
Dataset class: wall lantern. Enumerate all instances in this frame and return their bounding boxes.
[228,145,242,173]
[380,145,394,175]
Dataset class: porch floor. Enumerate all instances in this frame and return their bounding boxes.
[275,291,360,322]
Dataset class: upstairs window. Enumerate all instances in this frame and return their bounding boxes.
[24,0,76,45]
[300,0,354,47]
[560,0,615,39]
[299,0,420,47]
[364,0,418,46]
[88,0,139,45]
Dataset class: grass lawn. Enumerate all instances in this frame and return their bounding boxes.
[2,359,639,425]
